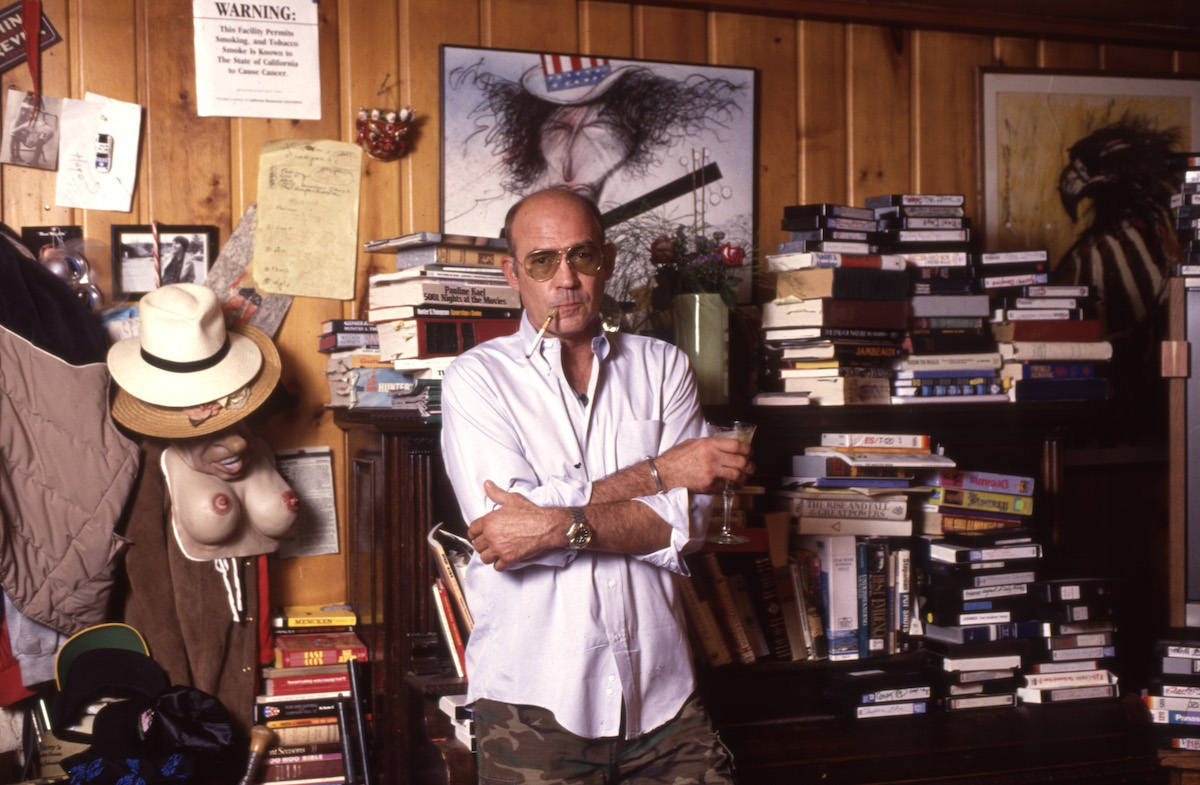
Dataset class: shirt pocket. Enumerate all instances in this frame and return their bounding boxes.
[615,419,663,470]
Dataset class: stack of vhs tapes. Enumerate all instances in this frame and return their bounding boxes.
[916,529,1045,710]
[822,662,933,720]
[867,194,1002,404]
[1015,578,1124,704]
[1146,635,1200,750]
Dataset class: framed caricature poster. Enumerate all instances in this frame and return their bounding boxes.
[441,45,757,304]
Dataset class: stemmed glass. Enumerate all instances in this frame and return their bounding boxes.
[706,420,756,545]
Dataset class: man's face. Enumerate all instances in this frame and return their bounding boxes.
[534,103,632,202]
[173,422,253,481]
[502,192,613,346]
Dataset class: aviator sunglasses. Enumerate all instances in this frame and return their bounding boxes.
[519,242,606,282]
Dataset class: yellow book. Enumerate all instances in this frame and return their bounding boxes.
[275,603,358,629]
[928,487,1034,516]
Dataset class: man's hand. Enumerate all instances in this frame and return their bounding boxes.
[654,436,755,495]
[468,480,562,571]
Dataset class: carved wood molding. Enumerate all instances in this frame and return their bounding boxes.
[640,0,1200,49]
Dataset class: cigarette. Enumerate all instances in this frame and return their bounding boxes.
[526,309,557,358]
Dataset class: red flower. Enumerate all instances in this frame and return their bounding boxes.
[650,235,676,265]
[719,243,745,267]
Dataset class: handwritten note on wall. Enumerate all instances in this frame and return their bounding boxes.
[55,93,141,212]
[252,139,362,300]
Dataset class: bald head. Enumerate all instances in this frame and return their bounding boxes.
[503,188,605,258]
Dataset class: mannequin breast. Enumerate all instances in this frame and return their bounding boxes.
[161,437,299,560]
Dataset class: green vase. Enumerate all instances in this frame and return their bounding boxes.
[673,292,729,405]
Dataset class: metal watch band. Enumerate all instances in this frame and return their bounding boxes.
[645,456,665,494]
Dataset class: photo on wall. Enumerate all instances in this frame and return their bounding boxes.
[440,45,757,307]
[0,87,62,170]
[111,224,218,297]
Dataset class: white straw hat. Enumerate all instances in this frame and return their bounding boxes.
[106,284,281,438]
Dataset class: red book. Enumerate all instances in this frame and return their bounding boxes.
[432,578,467,677]
[991,319,1102,343]
[265,671,352,696]
[274,632,367,668]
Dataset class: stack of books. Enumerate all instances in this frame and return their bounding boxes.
[984,250,1110,402]
[365,231,520,354]
[318,319,380,355]
[352,231,524,420]
[786,433,955,660]
[438,693,476,753]
[916,530,1045,711]
[427,523,475,679]
[917,467,1035,536]
[914,467,1036,536]
[1016,577,1123,704]
[1145,635,1200,750]
[258,603,369,784]
[323,342,394,408]
[757,204,911,406]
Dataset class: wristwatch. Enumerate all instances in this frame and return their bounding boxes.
[566,507,594,549]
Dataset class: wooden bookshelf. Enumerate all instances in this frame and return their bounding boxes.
[337,400,1162,785]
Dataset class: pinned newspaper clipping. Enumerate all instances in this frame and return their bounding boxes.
[191,0,320,120]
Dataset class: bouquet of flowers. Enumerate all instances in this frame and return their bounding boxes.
[647,225,747,313]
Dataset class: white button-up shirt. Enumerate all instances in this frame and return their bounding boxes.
[440,315,711,739]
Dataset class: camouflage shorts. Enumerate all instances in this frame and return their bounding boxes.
[472,693,735,785]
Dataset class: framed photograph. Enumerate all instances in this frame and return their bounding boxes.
[440,45,757,304]
[979,69,1200,265]
[111,224,218,297]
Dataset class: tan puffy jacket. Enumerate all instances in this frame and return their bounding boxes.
[0,325,139,635]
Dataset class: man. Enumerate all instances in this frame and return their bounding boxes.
[440,187,750,783]
[161,235,195,285]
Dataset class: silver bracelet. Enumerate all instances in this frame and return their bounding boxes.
[645,456,665,494]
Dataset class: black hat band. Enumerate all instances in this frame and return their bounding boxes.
[141,337,231,373]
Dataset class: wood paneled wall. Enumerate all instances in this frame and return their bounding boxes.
[6,0,1197,606]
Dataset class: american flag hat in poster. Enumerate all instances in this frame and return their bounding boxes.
[521,53,629,105]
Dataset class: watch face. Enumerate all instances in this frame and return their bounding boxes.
[569,523,592,548]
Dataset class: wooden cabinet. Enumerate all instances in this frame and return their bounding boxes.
[337,400,1161,784]
[336,409,469,785]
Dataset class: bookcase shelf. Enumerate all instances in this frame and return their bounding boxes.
[336,399,1161,785]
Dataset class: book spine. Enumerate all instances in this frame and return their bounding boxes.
[796,550,828,660]
[926,469,1035,496]
[748,555,793,662]
[321,319,376,334]
[798,497,908,519]
[276,645,369,669]
[775,563,809,661]
[675,572,735,667]
[318,331,379,353]
[377,316,519,360]
[700,552,756,664]
[368,279,522,309]
[865,539,889,655]
[429,539,474,634]
[259,756,346,783]
[266,674,353,696]
[432,578,466,677]
[929,487,1034,516]
[820,432,929,450]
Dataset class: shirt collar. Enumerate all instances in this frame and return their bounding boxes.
[519,311,613,363]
